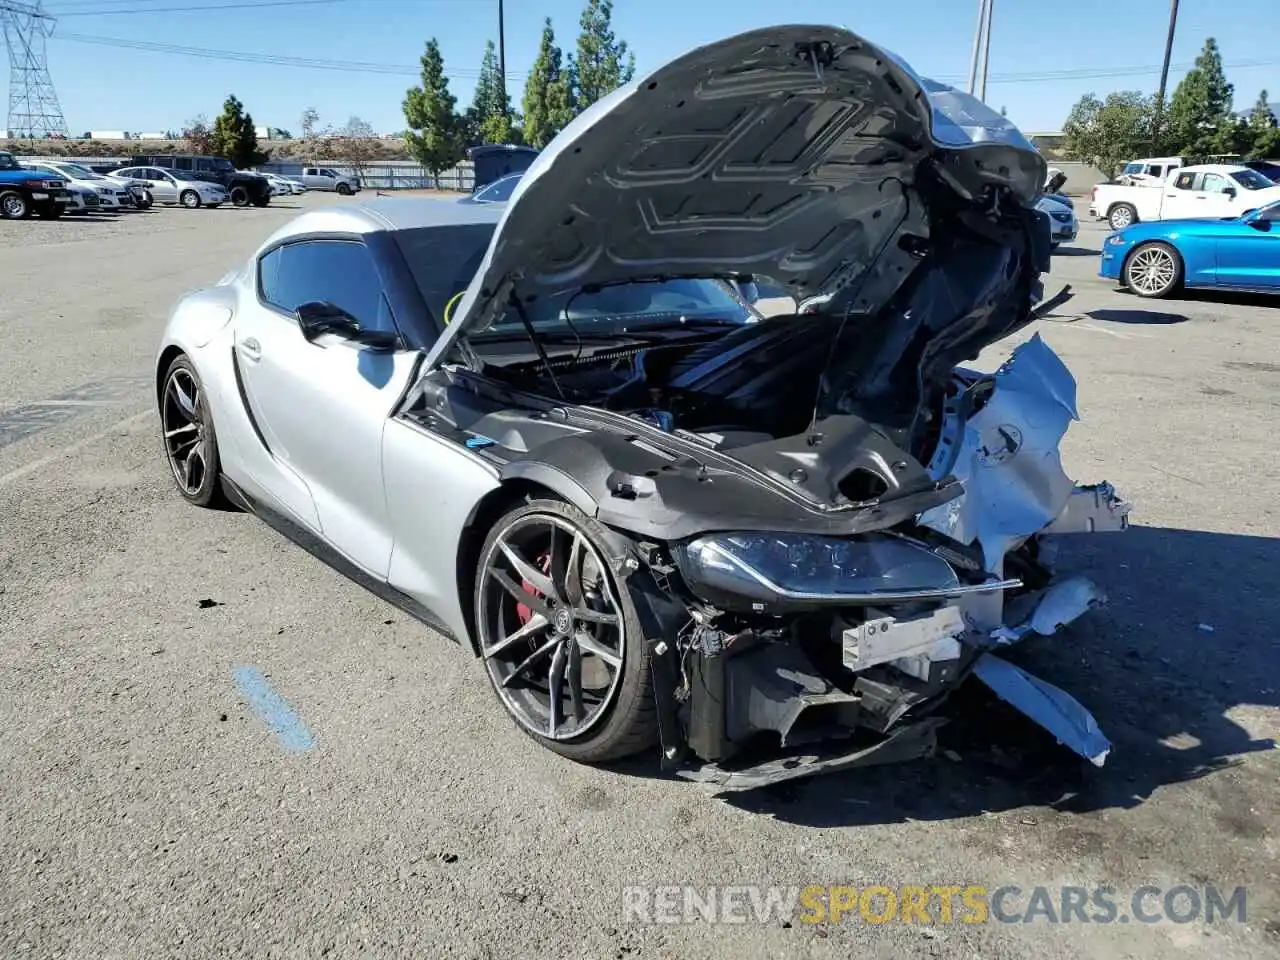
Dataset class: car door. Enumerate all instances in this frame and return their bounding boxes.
[301,167,320,188]
[1161,171,1206,219]
[143,168,177,202]
[1214,203,1280,290]
[233,237,420,576]
[1198,173,1243,219]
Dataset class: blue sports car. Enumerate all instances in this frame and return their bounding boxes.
[1099,199,1280,298]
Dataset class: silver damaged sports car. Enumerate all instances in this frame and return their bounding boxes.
[156,25,1132,790]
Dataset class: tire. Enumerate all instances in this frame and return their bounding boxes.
[37,206,64,220]
[180,189,201,209]
[251,195,270,208]
[474,498,657,763]
[1,190,30,219]
[1108,203,1137,230]
[230,186,249,207]
[159,354,227,508]
[336,183,352,196]
[1123,242,1183,299]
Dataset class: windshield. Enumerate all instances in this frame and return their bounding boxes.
[0,153,21,171]
[58,163,103,180]
[395,221,755,335]
[474,174,521,203]
[1230,169,1274,191]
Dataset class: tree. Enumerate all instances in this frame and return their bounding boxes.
[403,38,464,186]
[1061,91,1156,178]
[572,0,634,110]
[182,114,216,155]
[211,94,266,168]
[467,39,517,144]
[326,116,381,180]
[1244,90,1280,159]
[522,18,576,148]
[1166,38,1234,157]
[300,107,319,140]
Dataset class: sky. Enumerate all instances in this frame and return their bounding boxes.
[14,0,1280,137]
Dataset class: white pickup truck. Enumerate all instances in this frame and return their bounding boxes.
[1089,162,1280,229]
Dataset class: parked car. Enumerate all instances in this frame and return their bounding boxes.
[0,150,71,219]
[1099,198,1280,298]
[458,171,522,205]
[109,165,229,208]
[1038,194,1078,248]
[44,160,152,209]
[1088,163,1280,230]
[118,154,272,207]
[21,159,136,212]
[298,166,361,194]
[261,172,306,195]
[469,144,539,190]
[1241,159,1280,182]
[251,171,290,197]
[153,25,1129,787]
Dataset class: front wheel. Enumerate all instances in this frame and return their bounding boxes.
[474,498,657,763]
[1124,242,1182,299]
[1,190,30,219]
[160,355,227,508]
[1108,203,1137,230]
[179,189,201,209]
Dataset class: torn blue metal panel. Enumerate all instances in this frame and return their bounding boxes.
[972,654,1111,766]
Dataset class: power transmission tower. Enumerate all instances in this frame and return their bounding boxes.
[1,0,69,139]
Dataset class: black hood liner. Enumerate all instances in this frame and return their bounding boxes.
[820,203,1050,437]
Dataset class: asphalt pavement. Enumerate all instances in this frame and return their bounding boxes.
[1,196,1277,959]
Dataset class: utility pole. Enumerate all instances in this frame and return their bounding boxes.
[966,0,988,95]
[497,0,507,114]
[1151,0,1180,152]
[977,0,995,102]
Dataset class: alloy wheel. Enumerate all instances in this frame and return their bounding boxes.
[1126,245,1177,297]
[1109,206,1133,229]
[2,193,27,218]
[477,513,626,741]
[161,367,209,496]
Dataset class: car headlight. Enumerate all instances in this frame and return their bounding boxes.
[676,532,961,607]
[1107,234,1130,245]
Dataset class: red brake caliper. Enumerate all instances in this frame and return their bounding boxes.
[515,552,553,626]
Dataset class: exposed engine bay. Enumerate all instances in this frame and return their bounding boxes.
[400,180,1131,790]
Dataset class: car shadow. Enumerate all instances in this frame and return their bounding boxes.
[1087,307,1188,325]
[608,525,1278,824]
[1053,246,1100,257]
[1166,288,1280,309]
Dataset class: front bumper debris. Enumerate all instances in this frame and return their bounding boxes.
[655,336,1130,789]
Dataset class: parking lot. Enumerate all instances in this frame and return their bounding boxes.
[1,195,1277,959]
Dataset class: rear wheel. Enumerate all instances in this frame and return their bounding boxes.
[336,183,352,196]
[230,185,250,207]
[1,190,30,219]
[474,499,657,763]
[1108,203,1137,230]
[160,355,227,508]
[251,195,270,207]
[180,189,201,209]
[1124,242,1182,299]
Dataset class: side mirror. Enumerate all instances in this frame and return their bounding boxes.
[296,301,398,349]
[1223,186,1237,199]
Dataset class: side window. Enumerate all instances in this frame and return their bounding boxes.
[154,157,173,168]
[322,169,336,178]
[196,158,215,172]
[1148,165,1163,178]
[1172,172,1197,191]
[258,240,394,333]
[173,157,194,171]
[1202,173,1228,193]
[304,168,316,176]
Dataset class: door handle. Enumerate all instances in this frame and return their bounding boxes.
[239,337,262,362]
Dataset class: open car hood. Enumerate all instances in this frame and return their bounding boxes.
[425,24,1046,365]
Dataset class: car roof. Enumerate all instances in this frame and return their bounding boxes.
[257,196,504,247]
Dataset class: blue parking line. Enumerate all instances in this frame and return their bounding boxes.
[232,666,315,753]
